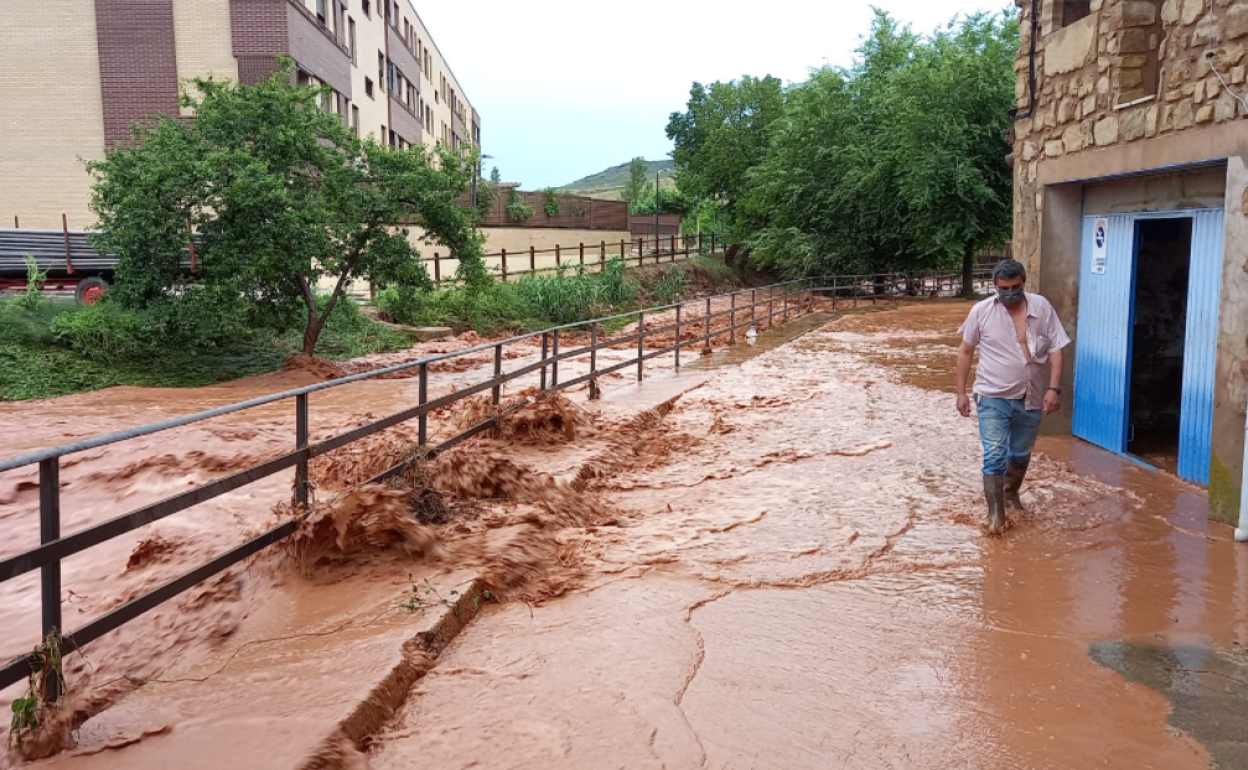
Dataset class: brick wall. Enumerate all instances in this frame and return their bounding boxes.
[0,2,107,228]
[94,0,180,147]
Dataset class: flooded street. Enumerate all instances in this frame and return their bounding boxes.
[5,300,1247,768]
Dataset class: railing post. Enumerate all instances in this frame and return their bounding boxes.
[540,332,549,390]
[295,393,309,508]
[530,245,536,273]
[589,322,600,400]
[551,329,560,387]
[39,457,61,703]
[685,236,690,260]
[501,248,508,281]
[698,232,704,254]
[609,240,614,267]
[751,288,757,323]
[670,234,676,262]
[492,343,502,405]
[418,362,428,447]
[579,242,584,266]
[555,244,561,267]
[702,296,712,355]
[711,232,716,254]
[674,304,682,371]
[783,285,790,322]
[636,311,645,382]
[62,213,74,275]
[433,253,441,288]
[637,238,643,267]
[730,292,737,344]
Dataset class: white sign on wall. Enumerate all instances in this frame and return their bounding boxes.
[1091,218,1109,275]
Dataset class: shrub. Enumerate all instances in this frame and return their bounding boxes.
[374,285,441,327]
[49,303,150,363]
[651,266,691,306]
[506,190,534,223]
[543,188,560,217]
[17,256,46,312]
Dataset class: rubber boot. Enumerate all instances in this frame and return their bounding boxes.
[1004,463,1028,512]
[983,474,1007,535]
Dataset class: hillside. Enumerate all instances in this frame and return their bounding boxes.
[559,159,676,200]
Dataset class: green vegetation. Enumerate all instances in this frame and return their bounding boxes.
[374,256,742,335]
[667,10,1016,287]
[506,188,535,222]
[0,294,409,401]
[543,188,561,217]
[88,57,482,358]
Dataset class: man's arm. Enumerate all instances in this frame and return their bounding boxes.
[956,341,975,417]
[1043,347,1065,415]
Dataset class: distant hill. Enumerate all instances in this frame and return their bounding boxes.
[559,159,676,200]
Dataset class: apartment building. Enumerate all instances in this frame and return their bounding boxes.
[0,0,479,231]
[1010,0,1247,523]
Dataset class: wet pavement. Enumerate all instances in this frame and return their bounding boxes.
[4,299,1246,768]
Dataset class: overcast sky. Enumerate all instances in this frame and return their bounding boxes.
[417,1,1010,189]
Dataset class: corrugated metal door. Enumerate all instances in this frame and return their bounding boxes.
[1176,209,1225,484]
[1072,214,1136,454]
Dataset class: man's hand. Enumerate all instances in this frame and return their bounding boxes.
[1043,389,1061,416]
[957,393,971,418]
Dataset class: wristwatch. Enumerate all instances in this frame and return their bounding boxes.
[1048,387,1063,395]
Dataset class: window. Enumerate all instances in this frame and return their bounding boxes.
[387,60,395,94]
[348,18,356,64]
[381,124,387,144]
[378,52,385,93]
[316,0,327,25]
[1062,0,1092,26]
[364,77,374,98]
[352,105,360,136]
[362,0,370,17]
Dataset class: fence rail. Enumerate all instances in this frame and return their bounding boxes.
[0,268,989,697]
[421,232,723,288]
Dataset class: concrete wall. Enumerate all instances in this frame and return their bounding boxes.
[478,228,637,256]
[1211,156,1248,523]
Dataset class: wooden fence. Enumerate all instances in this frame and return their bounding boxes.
[474,190,627,230]
[629,215,683,238]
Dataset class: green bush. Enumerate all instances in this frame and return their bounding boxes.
[512,259,641,327]
[49,303,150,363]
[506,190,535,223]
[374,285,441,327]
[17,256,46,312]
[651,266,691,306]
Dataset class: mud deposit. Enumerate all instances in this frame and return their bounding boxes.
[5,300,1248,769]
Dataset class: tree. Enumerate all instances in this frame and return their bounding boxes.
[887,12,1017,295]
[629,187,693,217]
[89,60,484,357]
[621,157,650,213]
[666,75,786,238]
[740,10,1015,282]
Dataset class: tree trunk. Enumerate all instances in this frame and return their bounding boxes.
[961,244,976,299]
[301,317,324,357]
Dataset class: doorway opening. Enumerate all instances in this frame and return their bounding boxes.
[1127,217,1193,473]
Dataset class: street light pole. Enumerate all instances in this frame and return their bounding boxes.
[654,169,660,253]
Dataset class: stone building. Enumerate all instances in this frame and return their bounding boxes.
[1011,0,1248,524]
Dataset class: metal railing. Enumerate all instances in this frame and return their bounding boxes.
[0,268,984,697]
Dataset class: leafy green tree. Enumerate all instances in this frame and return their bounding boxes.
[630,187,693,217]
[888,12,1017,294]
[742,10,1015,283]
[666,75,785,237]
[621,157,650,213]
[89,60,484,356]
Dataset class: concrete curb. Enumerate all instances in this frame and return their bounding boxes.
[297,577,490,770]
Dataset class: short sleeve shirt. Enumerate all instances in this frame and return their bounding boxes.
[959,293,1072,410]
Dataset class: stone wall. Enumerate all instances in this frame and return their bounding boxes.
[1012,0,1248,280]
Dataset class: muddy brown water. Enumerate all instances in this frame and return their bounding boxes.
[5,300,1247,769]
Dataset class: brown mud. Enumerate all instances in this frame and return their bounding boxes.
[6,298,1245,769]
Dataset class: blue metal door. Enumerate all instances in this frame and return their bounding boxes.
[1072,214,1136,454]
[1176,209,1224,484]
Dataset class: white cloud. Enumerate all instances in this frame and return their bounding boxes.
[417,0,1011,188]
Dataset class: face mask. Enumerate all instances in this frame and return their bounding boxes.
[998,287,1024,306]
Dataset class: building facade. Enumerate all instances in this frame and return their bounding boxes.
[1011,0,1248,522]
[0,0,479,231]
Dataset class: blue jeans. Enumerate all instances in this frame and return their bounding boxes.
[975,395,1043,476]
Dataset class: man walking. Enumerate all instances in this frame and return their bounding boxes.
[956,259,1071,535]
